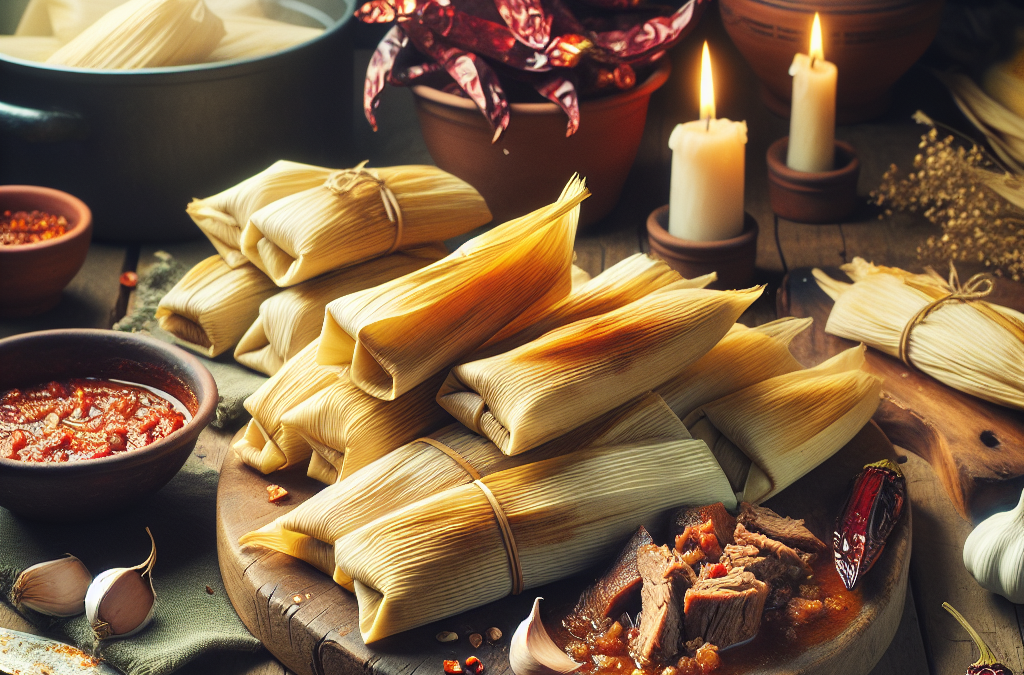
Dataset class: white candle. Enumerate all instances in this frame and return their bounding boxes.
[668,42,747,242]
[787,13,837,173]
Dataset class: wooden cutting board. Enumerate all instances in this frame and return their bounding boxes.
[778,268,1024,524]
[218,422,911,675]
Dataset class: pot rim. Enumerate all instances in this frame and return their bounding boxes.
[411,58,671,115]
[0,185,92,255]
[647,204,759,252]
[766,137,860,184]
[0,0,354,79]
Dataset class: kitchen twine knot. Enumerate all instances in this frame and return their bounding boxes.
[898,263,994,365]
[325,160,404,254]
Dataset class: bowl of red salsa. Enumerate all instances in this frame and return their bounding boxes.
[0,185,92,318]
[0,329,217,521]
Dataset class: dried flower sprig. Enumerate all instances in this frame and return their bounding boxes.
[871,112,1024,281]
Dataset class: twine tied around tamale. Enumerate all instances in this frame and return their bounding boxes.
[473,480,524,595]
[325,160,404,254]
[418,437,481,480]
[898,264,995,365]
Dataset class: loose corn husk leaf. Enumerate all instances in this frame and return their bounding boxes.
[241,164,492,286]
[570,265,591,289]
[15,0,54,36]
[439,286,762,456]
[685,346,882,504]
[813,258,1024,410]
[234,246,446,375]
[187,160,335,268]
[0,36,63,61]
[205,15,323,62]
[242,392,695,585]
[318,177,587,400]
[937,72,1024,173]
[156,255,279,357]
[335,434,735,642]
[46,0,128,41]
[46,0,225,70]
[654,317,810,419]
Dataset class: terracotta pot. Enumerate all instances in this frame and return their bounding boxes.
[646,205,759,290]
[767,137,860,224]
[413,61,671,227]
[719,0,944,123]
[0,185,92,318]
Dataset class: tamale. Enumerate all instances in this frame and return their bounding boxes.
[438,286,762,456]
[206,15,324,62]
[234,339,337,473]
[571,264,591,289]
[243,392,709,589]
[46,0,127,41]
[334,434,735,642]
[317,178,587,400]
[0,36,63,61]
[234,246,447,375]
[46,0,225,69]
[654,317,810,419]
[814,258,1024,410]
[15,0,53,36]
[155,255,278,358]
[187,160,334,268]
[684,346,883,504]
[240,163,492,286]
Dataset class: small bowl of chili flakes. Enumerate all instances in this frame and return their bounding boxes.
[0,184,92,318]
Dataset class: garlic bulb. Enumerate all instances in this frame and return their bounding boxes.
[963,489,1024,603]
[85,528,157,640]
[11,555,92,617]
[510,598,582,675]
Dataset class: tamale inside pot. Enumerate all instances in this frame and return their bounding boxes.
[0,0,355,242]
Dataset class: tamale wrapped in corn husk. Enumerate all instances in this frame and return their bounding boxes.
[45,0,127,40]
[684,346,883,504]
[243,392,697,586]
[438,286,762,456]
[187,160,334,268]
[317,178,587,400]
[334,434,735,642]
[240,163,492,286]
[0,36,63,61]
[156,255,278,357]
[46,0,225,69]
[15,0,54,36]
[234,246,447,375]
[571,265,591,289]
[814,258,1024,410]
[206,15,323,62]
[654,317,810,419]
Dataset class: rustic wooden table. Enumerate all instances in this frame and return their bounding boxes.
[2,11,1023,675]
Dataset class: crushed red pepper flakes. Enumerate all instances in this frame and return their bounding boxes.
[267,485,289,502]
[206,585,215,595]
[120,271,139,287]
[443,660,463,675]
[0,210,69,246]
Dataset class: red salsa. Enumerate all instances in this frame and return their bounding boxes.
[0,210,70,246]
[0,379,186,462]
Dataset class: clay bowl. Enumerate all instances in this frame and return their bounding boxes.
[718,0,943,123]
[0,329,217,521]
[0,185,92,318]
[767,137,860,223]
[647,205,759,290]
[412,60,671,228]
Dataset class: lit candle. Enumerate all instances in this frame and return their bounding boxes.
[668,42,747,242]
[787,13,837,172]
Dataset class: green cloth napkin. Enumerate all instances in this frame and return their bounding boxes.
[0,456,262,675]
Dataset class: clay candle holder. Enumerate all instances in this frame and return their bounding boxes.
[647,206,758,290]
[767,137,860,224]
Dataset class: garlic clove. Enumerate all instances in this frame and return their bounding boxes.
[85,528,158,640]
[11,555,92,617]
[510,598,581,675]
[963,488,1024,604]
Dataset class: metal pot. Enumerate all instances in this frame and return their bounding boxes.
[0,0,355,242]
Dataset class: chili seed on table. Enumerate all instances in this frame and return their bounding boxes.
[465,656,484,675]
[443,660,463,675]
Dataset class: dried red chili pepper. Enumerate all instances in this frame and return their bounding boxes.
[493,0,552,50]
[532,74,579,136]
[591,0,701,62]
[389,60,444,86]
[364,25,409,130]
[833,459,906,590]
[943,603,1015,675]
[417,0,553,71]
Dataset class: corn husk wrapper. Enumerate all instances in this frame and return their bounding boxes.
[46,0,225,69]
[0,36,63,61]
[241,164,492,287]
[15,0,54,36]
[188,160,334,268]
[46,0,127,40]
[335,432,735,642]
[684,346,883,505]
[206,15,323,62]
[156,256,278,358]
[243,392,699,586]
[570,265,591,289]
[234,246,447,375]
[937,72,1024,173]
[814,258,1024,410]
[654,317,810,419]
[318,178,587,400]
[439,286,762,456]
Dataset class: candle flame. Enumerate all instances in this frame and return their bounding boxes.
[809,12,824,62]
[699,41,715,121]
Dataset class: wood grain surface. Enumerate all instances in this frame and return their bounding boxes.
[778,268,1024,524]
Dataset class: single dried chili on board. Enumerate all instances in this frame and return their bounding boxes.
[943,603,1015,675]
[833,458,906,590]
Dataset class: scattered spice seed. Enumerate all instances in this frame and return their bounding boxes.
[465,656,484,675]
[485,627,502,643]
[469,633,483,649]
[205,586,214,595]
[292,594,304,604]
[119,271,139,287]
[436,631,458,643]
[443,660,463,675]
[267,485,289,502]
